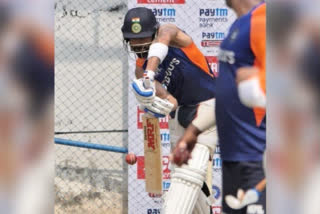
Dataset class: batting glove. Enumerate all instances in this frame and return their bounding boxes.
[225,188,260,210]
[132,78,155,105]
[140,96,174,118]
[132,70,157,105]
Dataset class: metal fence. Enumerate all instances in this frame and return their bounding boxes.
[55,0,236,213]
[55,0,128,213]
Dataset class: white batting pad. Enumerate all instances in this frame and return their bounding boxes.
[193,191,211,214]
[162,144,211,214]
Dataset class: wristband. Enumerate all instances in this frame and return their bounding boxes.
[147,43,169,63]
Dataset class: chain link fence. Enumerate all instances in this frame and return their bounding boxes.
[55,0,128,213]
[55,0,236,213]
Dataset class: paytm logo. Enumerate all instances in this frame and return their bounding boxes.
[213,157,222,168]
[202,32,225,40]
[199,8,228,16]
[153,8,176,16]
[201,32,225,47]
[199,8,228,26]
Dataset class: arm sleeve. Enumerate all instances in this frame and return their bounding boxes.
[250,3,266,94]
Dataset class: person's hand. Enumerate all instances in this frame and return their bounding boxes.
[225,178,265,209]
[142,70,155,89]
[132,70,156,105]
[225,188,260,209]
[132,78,155,105]
[140,96,174,118]
[170,141,192,166]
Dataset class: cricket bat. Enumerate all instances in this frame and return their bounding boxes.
[142,115,163,194]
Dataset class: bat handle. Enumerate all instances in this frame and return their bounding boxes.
[143,76,151,89]
[143,70,155,89]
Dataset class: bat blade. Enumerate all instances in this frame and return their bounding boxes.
[142,115,163,194]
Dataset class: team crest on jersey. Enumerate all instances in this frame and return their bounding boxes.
[230,28,239,42]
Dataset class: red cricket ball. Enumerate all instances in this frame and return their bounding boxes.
[125,152,137,165]
[173,146,190,166]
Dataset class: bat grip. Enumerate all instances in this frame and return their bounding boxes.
[143,77,151,89]
[143,70,155,89]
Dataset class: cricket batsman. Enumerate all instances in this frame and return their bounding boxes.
[122,7,218,214]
